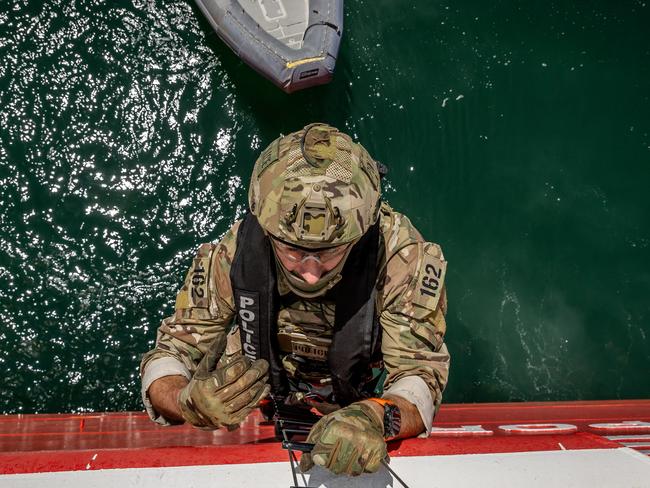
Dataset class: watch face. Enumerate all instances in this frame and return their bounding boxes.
[384,403,401,439]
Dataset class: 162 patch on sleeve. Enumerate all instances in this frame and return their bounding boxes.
[413,243,447,313]
[188,255,210,309]
[175,243,215,311]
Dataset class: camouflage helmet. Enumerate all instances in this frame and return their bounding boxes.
[249,123,382,248]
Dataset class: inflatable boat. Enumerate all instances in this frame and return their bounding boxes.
[1,400,649,487]
[195,0,343,93]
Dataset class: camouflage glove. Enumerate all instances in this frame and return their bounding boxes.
[178,335,271,429]
[299,402,387,476]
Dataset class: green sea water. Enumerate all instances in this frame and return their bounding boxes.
[1,0,649,414]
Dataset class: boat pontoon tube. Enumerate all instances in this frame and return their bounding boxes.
[195,0,343,93]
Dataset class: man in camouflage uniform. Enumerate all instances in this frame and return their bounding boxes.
[141,123,450,476]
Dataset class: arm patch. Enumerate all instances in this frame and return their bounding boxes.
[412,244,447,313]
[189,256,210,309]
[175,244,216,311]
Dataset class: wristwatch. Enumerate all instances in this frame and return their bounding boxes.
[367,397,401,440]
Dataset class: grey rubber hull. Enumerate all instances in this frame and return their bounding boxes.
[195,0,343,93]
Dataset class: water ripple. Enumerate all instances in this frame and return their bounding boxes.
[0,0,246,413]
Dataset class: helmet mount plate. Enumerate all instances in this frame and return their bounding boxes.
[288,184,343,243]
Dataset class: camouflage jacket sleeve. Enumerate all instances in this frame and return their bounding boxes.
[139,221,240,424]
[378,207,450,435]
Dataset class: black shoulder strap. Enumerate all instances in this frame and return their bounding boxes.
[230,213,288,395]
[329,221,381,406]
[230,213,382,406]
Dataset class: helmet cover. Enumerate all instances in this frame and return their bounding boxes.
[249,123,382,249]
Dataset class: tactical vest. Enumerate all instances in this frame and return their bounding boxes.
[229,212,383,407]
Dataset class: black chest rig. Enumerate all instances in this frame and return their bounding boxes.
[230,212,382,407]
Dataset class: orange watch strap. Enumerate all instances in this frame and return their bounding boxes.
[366,397,393,407]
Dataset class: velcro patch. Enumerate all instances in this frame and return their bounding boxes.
[412,246,447,313]
[257,137,280,177]
[234,289,260,361]
[357,144,380,191]
[188,255,211,309]
[292,341,329,361]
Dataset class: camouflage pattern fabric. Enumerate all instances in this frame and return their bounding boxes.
[248,124,382,248]
[140,201,450,422]
[277,297,335,381]
[141,124,449,426]
[177,334,271,429]
[299,402,387,476]
[377,205,450,414]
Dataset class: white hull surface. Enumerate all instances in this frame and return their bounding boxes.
[4,449,650,488]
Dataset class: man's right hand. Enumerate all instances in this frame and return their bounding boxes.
[177,336,271,429]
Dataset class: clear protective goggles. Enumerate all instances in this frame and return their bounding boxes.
[271,237,350,265]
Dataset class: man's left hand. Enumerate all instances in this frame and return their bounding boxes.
[299,402,387,476]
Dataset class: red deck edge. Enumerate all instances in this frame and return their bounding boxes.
[0,399,647,475]
[0,433,623,475]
